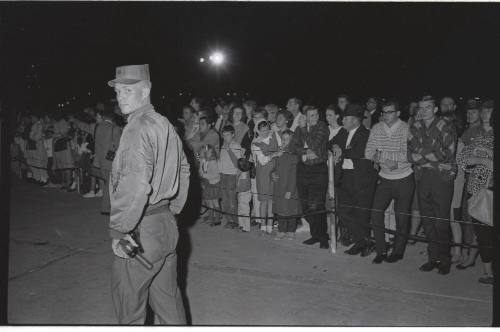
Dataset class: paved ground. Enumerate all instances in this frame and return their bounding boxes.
[8,176,493,325]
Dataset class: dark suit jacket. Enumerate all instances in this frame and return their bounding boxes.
[328,125,377,190]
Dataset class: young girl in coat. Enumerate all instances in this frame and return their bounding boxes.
[199,144,222,226]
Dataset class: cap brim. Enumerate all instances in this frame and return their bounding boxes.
[107,78,142,87]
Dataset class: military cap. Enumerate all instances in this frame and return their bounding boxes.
[108,64,150,87]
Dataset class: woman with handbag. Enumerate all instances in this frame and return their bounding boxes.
[456,100,494,285]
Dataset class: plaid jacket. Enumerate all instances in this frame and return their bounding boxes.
[407,116,457,181]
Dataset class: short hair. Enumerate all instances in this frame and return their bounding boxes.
[254,107,268,119]
[257,120,270,131]
[440,96,455,104]
[222,124,235,134]
[338,94,350,102]
[243,100,257,110]
[420,95,436,106]
[305,106,319,114]
[382,99,400,112]
[228,104,248,124]
[199,116,212,127]
[182,105,195,113]
[277,109,294,128]
[265,104,279,113]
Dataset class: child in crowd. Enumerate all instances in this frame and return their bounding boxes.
[252,120,281,235]
[199,144,222,226]
[272,130,299,240]
[43,128,58,187]
[236,158,252,232]
[218,125,242,228]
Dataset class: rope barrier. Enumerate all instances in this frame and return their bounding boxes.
[205,145,463,167]
[200,203,493,250]
[201,182,491,227]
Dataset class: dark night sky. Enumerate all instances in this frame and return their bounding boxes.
[2,2,500,110]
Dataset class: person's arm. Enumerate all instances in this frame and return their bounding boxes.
[289,127,306,156]
[227,144,240,169]
[170,145,191,215]
[364,125,379,161]
[253,144,272,165]
[407,125,428,165]
[109,128,154,239]
[420,122,456,164]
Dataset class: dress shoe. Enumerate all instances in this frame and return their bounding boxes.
[386,253,403,263]
[344,242,364,255]
[372,254,387,264]
[419,261,440,272]
[456,262,475,270]
[437,262,451,275]
[303,237,320,245]
[478,275,494,285]
[319,241,329,249]
[360,242,375,257]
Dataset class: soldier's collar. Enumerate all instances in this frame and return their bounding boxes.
[127,104,154,123]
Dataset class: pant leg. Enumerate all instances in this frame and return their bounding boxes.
[350,180,375,243]
[392,174,415,256]
[305,164,329,242]
[296,164,311,233]
[101,169,111,213]
[429,172,453,265]
[238,191,251,231]
[148,254,187,325]
[370,178,395,255]
[111,256,160,324]
[220,174,231,226]
[227,175,238,223]
[287,218,298,233]
[337,173,357,240]
[474,221,494,263]
[418,171,439,262]
[251,178,260,223]
[278,216,287,233]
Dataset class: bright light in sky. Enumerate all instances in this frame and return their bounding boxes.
[209,51,225,65]
[199,57,205,63]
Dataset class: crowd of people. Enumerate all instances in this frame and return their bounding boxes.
[11,93,494,285]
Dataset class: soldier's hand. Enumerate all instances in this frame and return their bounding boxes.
[112,239,129,259]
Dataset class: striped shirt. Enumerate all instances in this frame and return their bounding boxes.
[365,119,413,180]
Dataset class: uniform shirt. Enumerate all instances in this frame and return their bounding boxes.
[407,116,457,179]
[109,104,190,239]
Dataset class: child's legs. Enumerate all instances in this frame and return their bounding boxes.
[238,191,251,231]
[287,217,298,233]
[251,178,261,223]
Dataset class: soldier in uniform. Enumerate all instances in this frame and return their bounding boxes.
[107,64,190,324]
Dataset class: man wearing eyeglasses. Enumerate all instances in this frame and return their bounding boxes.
[407,95,457,275]
[365,100,414,264]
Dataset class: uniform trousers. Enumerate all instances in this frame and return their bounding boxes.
[111,211,186,325]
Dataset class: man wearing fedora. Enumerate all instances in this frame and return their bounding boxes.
[107,64,189,324]
[331,103,378,257]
